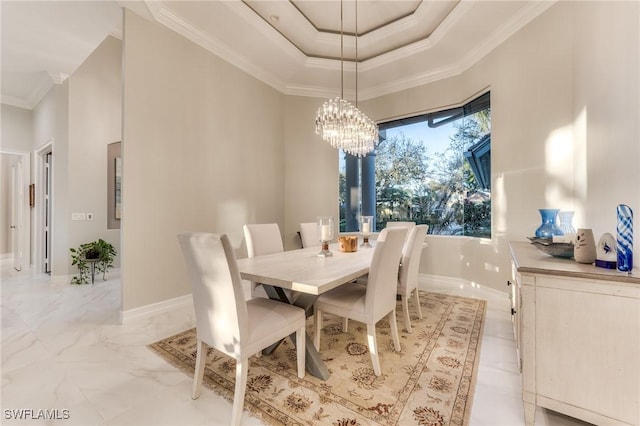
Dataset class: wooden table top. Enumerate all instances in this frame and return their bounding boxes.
[236,243,375,295]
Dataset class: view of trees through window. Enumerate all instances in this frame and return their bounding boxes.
[339,92,491,238]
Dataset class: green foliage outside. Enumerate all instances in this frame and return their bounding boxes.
[341,109,491,238]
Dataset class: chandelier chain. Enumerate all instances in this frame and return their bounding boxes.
[314,0,378,157]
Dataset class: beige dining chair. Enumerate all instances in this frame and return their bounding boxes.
[299,222,319,248]
[398,224,428,333]
[313,227,407,376]
[177,232,306,426]
[386,220,416,233]
[243,223,284,298]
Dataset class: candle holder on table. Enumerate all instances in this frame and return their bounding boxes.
[360,216,373,248]
[317,216,334,257]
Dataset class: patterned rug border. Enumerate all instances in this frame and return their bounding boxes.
[148,291,487,426]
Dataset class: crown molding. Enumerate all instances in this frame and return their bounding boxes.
[144,0,557,103]
[1,95,33,110]
[457,0,557,73]
[146,1,288,94]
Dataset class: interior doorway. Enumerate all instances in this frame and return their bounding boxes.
[0,151,30,272]
[35,142,53,274]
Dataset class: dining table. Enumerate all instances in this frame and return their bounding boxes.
[235,242,375,380]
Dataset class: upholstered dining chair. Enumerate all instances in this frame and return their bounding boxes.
[299,222,319,248]
[243,223,284,298]
[398,224,428,333]
[177,232,306,426]
[313,227,407,376]
[386,220,416,235]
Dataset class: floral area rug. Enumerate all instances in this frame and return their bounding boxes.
[148,292,486,426]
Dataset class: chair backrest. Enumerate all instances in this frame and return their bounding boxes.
[177,232,247,357]
[365,227,407,321]
[243,223,284,257]
[386,221,416,230]
[399,224,428,293]
[299,222,319,248]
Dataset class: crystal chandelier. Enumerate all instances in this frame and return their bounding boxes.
[315,0,378,157]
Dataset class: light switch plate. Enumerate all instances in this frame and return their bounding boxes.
[71,212,86,221]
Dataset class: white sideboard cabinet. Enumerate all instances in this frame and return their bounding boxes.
[509,241,640,426]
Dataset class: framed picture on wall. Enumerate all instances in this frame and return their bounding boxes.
[115,157,122,220]
[107,141,121,229]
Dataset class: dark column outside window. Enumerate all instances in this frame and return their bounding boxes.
[361,151,376,231]
[344,153,360,232]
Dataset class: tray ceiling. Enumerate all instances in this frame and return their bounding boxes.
[1,0,555,110]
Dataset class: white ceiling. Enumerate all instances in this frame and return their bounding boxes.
[1,0,555,110]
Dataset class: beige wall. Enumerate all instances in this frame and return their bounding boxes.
[1,104,33,152]
[284,1,639,292]
[68,35,122,270]
[283,96,340,250]
[572,1,640,245]
[32,83,70,275]
[1,105,33,256]
[121,10,286,310]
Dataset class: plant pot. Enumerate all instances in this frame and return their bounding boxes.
[85,249,100,260]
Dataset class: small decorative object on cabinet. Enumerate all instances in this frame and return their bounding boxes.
[557,210,575,236]
[316,216,334,257]
[527,236,574,259]
[534,209,563,238]
[616,204,633,272]
[509,241,639,426]
[574,228,596,264]
[595,233,617,269]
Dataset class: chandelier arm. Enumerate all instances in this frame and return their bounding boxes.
[340,0,344,100]
[314,0,378,157]
[355,0,358,108]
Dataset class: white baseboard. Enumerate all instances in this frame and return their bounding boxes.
[419,273,508,297]
[120,294,192,324]
[419,273,466,287]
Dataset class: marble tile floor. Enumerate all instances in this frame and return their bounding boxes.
[1,261,589,426]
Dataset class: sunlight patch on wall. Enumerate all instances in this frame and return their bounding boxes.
[572,107,587,228]
[494,172,507,234]
[545,124,574,209]
[217,200,250,250]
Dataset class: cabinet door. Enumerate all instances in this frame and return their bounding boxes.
[535,279,639,424]
[509,263,522,370]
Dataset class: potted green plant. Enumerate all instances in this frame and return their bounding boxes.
[70,239,117,284]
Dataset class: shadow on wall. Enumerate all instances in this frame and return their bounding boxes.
[421,235,511,292]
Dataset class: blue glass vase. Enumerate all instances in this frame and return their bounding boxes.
[616,204,633,272]
[535,209,563,238]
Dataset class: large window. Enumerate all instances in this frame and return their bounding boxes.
[339,92,491,238]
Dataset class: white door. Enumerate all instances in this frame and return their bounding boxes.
[10,160,24,271]
[44,151,52,273]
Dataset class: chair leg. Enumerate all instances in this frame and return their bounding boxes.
[296,326,306,378]
[192,340,206,399]
[366,323,381,376]
[414,288,423,319]
[342,317,349,332]
[389,310,401,352]
[231,356,248,426]
[389,309,402,352]
[402,295,412,333]
[313,308,322,350]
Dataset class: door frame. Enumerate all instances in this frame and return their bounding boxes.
[34,140,53,274]
[1,149,31,271]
